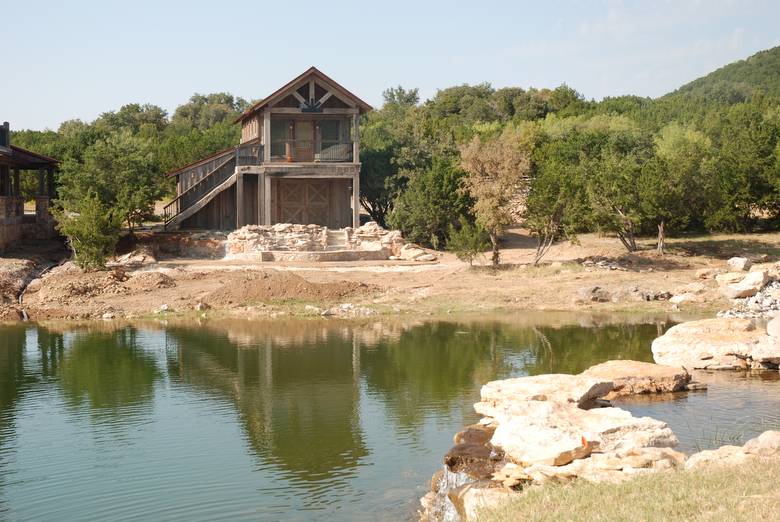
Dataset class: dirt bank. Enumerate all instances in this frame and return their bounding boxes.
[0,240,67,320]
[7,229,780,322]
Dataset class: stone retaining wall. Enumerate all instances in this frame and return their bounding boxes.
[225,222,433,262]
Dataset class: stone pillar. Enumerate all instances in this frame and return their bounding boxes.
[35,196,56,239]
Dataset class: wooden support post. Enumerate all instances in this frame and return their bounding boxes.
[264,175,272,225]
[352,113,360,164]
[352,172,360,228]
[46,169,55,197]
[263,110,271,163]
[37,169,45,196]
[236,170,244,229]
[12,169,20,196]
[257,172,265,225]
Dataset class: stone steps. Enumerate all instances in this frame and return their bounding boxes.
[325,229,348,250]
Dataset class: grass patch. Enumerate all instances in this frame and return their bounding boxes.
[477,460,780,522]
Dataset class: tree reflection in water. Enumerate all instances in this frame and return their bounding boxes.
[58,328,161,414]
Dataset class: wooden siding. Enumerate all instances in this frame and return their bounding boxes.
[180,184,237,230]
[242,174,258,225]
[241,115,261,144]
[272,178,351,228]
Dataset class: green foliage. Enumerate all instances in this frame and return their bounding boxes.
[701,100,780,231]
[387,156,472,248]
[460,126,532,265]
[10,45,780,263]
[170,93,249,131]
[446,217,490,266]
[53,191,122,270]
[57,131,164,232]
[584,131,654,251]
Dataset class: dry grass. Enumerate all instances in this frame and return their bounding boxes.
[477,460,780,522]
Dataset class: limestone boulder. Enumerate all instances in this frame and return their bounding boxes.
[399,244,428,261]
[444,425,500,480]
[716,272,748,285]
[476,374,614,419]
[686,431,780,470]
[742,430,780,457]
[582,360,690,399]
[727,256,752,271]
[524,446,685,485]
[651,318,780,370]
[489,401,677,467]
[447,481,517,521]
[720,270,769,299]
[685,445,754,469]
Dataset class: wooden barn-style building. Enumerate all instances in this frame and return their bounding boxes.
[163,67,372,231]
[0,122,59,252]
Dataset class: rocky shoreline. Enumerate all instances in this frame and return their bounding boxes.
[420,316,780,521]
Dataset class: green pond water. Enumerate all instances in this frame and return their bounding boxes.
[0,315,779,521]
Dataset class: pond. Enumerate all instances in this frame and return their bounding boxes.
[0,314,778,521]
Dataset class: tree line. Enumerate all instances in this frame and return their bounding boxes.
[361,80,780,265]
[11,51,780,268]
[13,94,247,268]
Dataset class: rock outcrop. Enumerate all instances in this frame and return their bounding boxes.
[651,318,780,370]
[686,430,780,469]
[719,279,780,318]
[719,269,769,299]
[727,257,752,272]
[582,360,691,399]
[420,363,693,521]
[225,221,435,262]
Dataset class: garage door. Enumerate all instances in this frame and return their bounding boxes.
[277,179,331,226]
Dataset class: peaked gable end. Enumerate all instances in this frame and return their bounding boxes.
[237,67,372,123]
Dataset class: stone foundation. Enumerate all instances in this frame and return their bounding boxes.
[225,221,433,262]
[0,197,59,253]
[0,197,24,252]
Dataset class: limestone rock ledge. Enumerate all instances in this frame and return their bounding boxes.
[225,221,437,262]
[651,318,780,370]
[420,361,694,522]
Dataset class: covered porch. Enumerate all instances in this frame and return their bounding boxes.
[0,122,59,252]
[180,163,360,231]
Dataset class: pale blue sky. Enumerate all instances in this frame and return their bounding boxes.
[5,0,779,130]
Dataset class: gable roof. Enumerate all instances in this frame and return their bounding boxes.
[0,145,59,169]
[236,66,372,123]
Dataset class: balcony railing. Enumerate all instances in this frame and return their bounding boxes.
[270,140,353,163]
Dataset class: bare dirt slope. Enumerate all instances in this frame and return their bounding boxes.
[7,229,780,321]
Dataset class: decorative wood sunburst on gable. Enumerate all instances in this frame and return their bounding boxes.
[235,67,372,123]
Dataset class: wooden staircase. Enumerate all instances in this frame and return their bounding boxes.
[163,142,261,229]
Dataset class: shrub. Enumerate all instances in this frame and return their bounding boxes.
[446,217,490,266]
[54,192,122,270]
